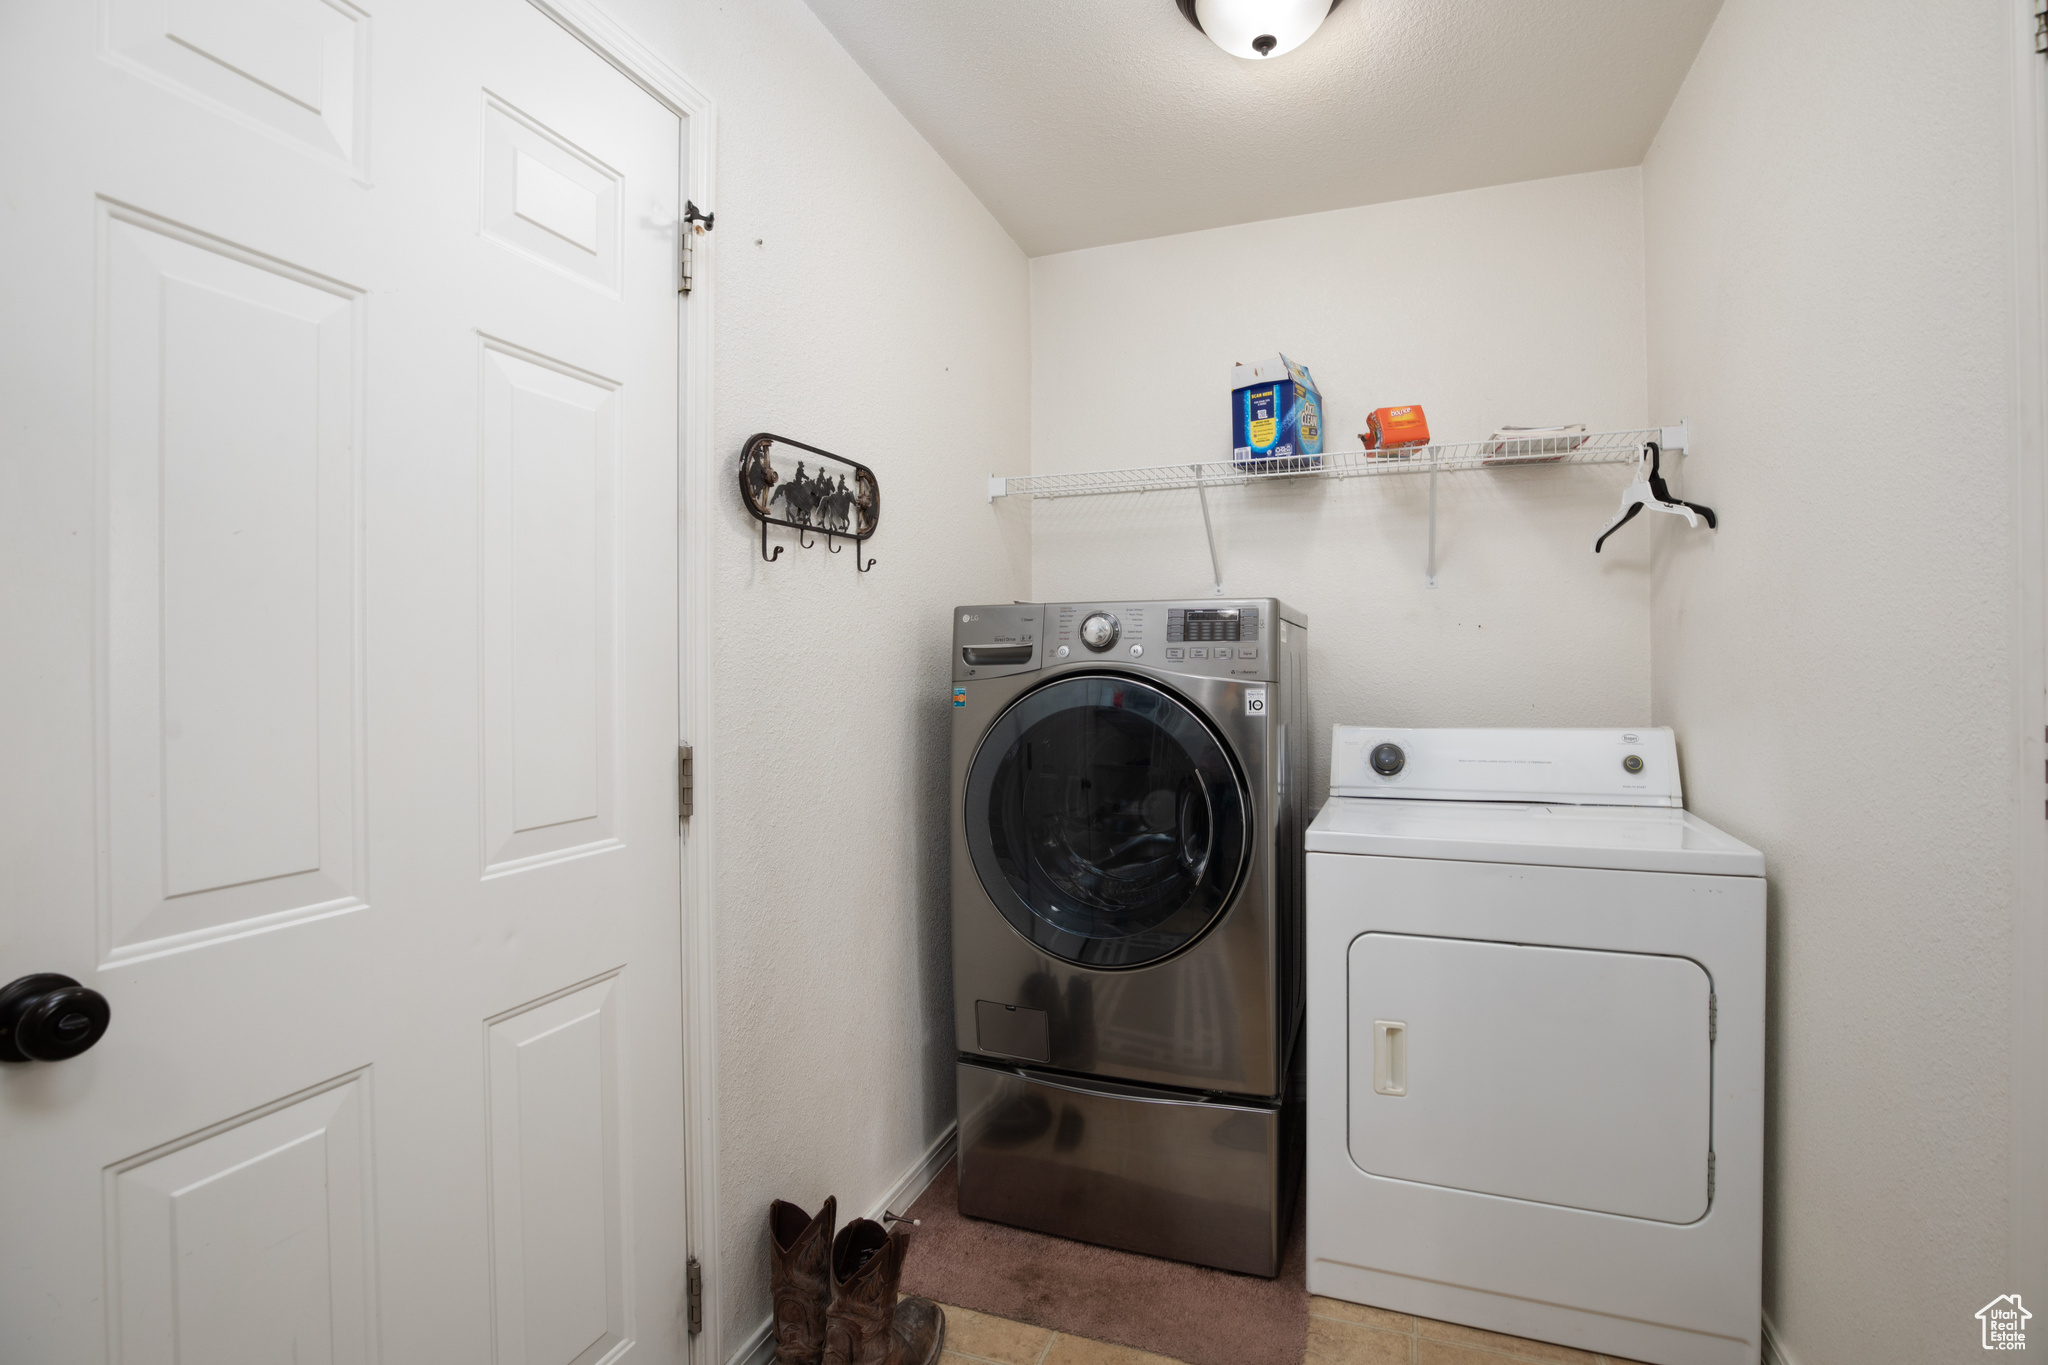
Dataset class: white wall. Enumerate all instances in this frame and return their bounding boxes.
[1029,169,1655,794]
[571,0,1031,1352]
[471,7,2025,1360]
[1641,2,2016,1361]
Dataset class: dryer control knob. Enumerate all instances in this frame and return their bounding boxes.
[1078,612,1120,652]
[1370,742,1406,777]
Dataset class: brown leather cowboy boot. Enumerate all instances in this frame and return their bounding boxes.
[768,1197,836,1365]
[821,1218,946,1365]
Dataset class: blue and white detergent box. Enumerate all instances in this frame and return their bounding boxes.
[1231,355,1324,470]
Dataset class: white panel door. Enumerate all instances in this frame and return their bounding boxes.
[1347,933,1713,1224]
[0,2,689,1362]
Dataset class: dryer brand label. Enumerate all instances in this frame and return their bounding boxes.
[1245,688,1268,717]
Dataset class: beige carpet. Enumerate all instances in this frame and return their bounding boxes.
[897,1161,1307,1365]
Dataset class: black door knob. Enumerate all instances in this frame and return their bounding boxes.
[0,974,112,1062]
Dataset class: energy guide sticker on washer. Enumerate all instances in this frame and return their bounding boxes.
[1246,688,1268,716]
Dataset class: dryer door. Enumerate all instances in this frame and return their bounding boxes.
[965,674,1250,969]
[1347,932,1713,1223]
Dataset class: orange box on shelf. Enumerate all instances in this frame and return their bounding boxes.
[1362,405,1430,453]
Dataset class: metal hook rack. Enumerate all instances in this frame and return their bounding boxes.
[739,432,880,573]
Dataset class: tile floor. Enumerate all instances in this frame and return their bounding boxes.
[934,1297,1654,1365]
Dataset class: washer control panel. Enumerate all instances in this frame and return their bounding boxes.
[1050,599,1278,682]
[955,600,1293,683]
[1167,606,1259,643]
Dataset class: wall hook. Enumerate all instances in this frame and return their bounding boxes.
[738,433,880,572]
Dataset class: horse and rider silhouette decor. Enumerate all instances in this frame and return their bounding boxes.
[739,432,880,572]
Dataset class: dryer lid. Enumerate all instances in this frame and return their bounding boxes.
[1305,797,1763,877]
[1331,726,1682,806]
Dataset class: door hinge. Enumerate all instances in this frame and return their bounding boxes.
[1707,1150,1716,1202]
[679,200,715,295]
[1708,992,1717,1045]
[678,744,694,820]
[687,1255,703,1336]
[2037,3,2047,56]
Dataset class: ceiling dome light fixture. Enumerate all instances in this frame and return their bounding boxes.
[1176,0,1339,60]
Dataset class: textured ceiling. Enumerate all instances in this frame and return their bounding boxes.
[801,0,1723,256]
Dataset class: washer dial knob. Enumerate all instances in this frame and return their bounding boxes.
[1370,742,1406,777]
[1078,612,1120,652]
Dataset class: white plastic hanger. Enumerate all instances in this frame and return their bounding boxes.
[1592,441,1717,553]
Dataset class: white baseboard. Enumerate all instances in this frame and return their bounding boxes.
[725,1122,960,1365]
[874,1120,960,1228]
[1761,1311,1798,1365]
[728,1316,776,1365]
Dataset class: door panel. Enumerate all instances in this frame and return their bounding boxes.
[482,95,624,294]
[100,0,372,175]
[100,204,366,960]
[480,338,621,876]
[107,1070,374,1365]
[1347,933,1712,1224]
[0,1,687,1360]
[486,976,629,1365]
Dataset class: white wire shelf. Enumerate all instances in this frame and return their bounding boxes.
[988,422,1690,592]
[987,423,1685,501]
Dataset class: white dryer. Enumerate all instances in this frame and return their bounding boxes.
[1305,727,1764,1365]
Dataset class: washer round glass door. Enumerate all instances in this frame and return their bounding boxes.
[965,673,1250,968]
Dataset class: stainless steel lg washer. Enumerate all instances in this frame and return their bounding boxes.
[949,599,1307,1276]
